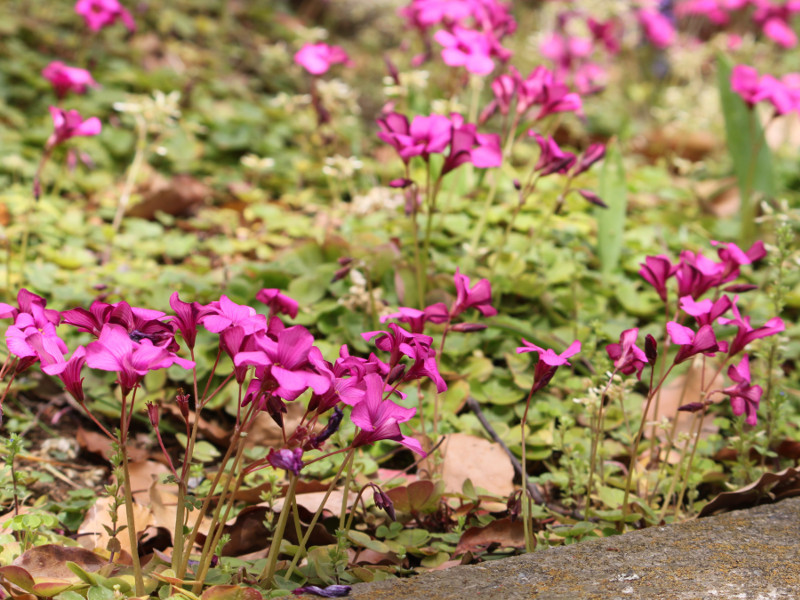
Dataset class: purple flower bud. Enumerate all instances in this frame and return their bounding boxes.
[267,447,304,476]
[146,402,159,428]
[513,178,522,191]
[176,390,190,421]
[578,189,608,208]
[450,322,488,332]
[371,484,396,521]
[722,284,759,293]
[389,178,414,188]
[677,401,709,413]
[331,266,352,283]
[645,334,658,363]
[307,406,344,449]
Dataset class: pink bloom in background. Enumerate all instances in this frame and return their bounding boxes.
[637,9,675,49]
[451,268,497,317]
[42,62,97,98]
[762,17,797,48]
[46,107,102,149]
[606,328,648,379]
[434,27,498,75]
[256,288,299,319]
[731,65,800,116]
[639,254,676,303]
[723,354,763,426]
[75,0,136,32]
[294,43,350,75]
[529,132,576,176]
[516,339,581,392]
[718,301,785,357]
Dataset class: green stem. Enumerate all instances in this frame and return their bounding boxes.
[520,383,538,552]
[259,474,299,587]
[585,371,617,521]
[338,451,356,530]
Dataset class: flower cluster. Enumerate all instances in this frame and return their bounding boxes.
[0,273,495,470]
[632,241,783,424]
[731,64,800,116]
[377,112,502,174]
[401,0,516,74]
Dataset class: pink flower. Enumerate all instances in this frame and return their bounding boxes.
[666,322,722,364]
[86,323,194,395]
[637,9,675,49]
[43,346,87,404]
[529,132,576,176]
[434,27,498,75]
[718,301,784,357]
[202,295,266,335]
[42,62,97,98]
[679,295,732,327]
[516,339,581,392]
[606,328,648,379]
[169,292,211,350]
[351,373,425,455]
[451,268,497,317]
[46,107,102,149]
[256,288,298,319]
[762,17,797,48]
[75,0,136,32]
[294,43,349,75]
[267,448,304,476]
[639,255,676,304]
[723,354,762,426]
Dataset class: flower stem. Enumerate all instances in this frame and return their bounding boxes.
[259,474,299,587]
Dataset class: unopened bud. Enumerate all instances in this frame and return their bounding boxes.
[176,389,190,421]
[372,484,396,521]
[645,334,658,363]
[450,323,488,333]
[722,284,759,293]
[146,402,160,427]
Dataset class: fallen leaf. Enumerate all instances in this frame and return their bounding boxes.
[76,428,148,462]
[429,433,514,497]
[455,518,525,555]
[128,174,209,219]
[78,496,153,555]
[699,467,800,517]
[12,545,105,580]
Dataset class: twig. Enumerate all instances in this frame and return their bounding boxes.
[466,396,545,504]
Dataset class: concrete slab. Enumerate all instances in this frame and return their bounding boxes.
[340,497,800,599]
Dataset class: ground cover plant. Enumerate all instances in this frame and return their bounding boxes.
[0,0,799,597]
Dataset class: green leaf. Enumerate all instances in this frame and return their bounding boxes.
[595,141,627,274]
[717,54,774,245]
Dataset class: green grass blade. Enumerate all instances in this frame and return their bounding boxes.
[596,140,627,275]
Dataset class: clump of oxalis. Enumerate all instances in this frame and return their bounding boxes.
[1,0,799,598]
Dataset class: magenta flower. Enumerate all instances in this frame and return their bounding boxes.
[666,322,721,364]
[267,448,304,476]
[46,107,102,150]
[169,292,211,350]
[434,27,497,75]
[570,143,606,177]
[606,328,648,379]
[351,373,425,456]
[256,288,299,319]
[518,66,583,120]
[679,295,732,327]
[42,62,97,98]
[202,295,266,335]
[75,0,136,32]
[451,268,497,318]
[291,584,351,598]
[675,250,728,300]
[529,132,576,176]
[441,116,502,174]
[516,339,581,392]
[380,303,449,334]
[718,301,785,358]
[722,355,762,426]
[85,324,194,395]
[637,9,675,49]
[43,346,87,404]
[294,43,349,75]
[5,313,68,369]
[0,289,61,327]
[377,112,451,163]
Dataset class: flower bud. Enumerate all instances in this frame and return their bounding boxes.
[645,334,658,363]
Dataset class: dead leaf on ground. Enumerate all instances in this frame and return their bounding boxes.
[78,496,153,555]
[12,545,105,580]
[455,518,525,555]
[699,467,800,517]
[162,404,231,445]
[424,433,514,497]
[635,126,719,162]
[76,428,148,462]
[128,174,209,219]
[200,584,263,600]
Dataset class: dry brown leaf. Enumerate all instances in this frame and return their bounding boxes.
[76,428,148,462]
[162,405,231,445]
[12,545,105,580]
[78,496,153,554]
[455,518,525,555]
[425,433,514,496]
[128,174,209,219]
[699,467,800,517]
[245,403,310,449]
